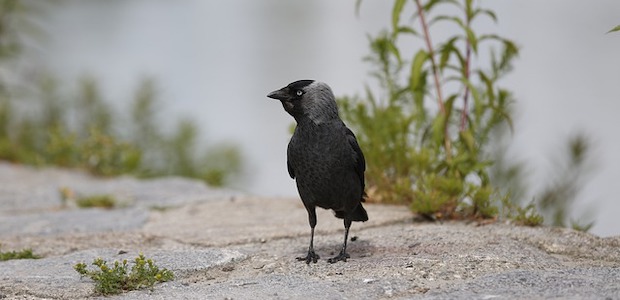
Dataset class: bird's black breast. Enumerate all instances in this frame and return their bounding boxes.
[287,120,363,211]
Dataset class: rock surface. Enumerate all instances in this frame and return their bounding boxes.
[0,162,619,299]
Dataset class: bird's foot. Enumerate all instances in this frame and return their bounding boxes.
[296,250,320,264]
[327,251,350,263]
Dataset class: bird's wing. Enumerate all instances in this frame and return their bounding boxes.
[345,127,366,192]
[287,160,295,179]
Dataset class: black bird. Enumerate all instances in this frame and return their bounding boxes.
[267,80,368,264]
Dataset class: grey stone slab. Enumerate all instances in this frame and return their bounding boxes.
[1,164,620,299]
[0,162,240,215]
[0,248,245,299]
[0,208,149,236]
[142,196,414,247]
[417,267,620,300]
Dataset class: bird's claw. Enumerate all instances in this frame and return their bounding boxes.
[296,250,320,264]
[327,251,350,263]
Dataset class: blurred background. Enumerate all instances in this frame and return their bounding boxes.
[1,1,619,236]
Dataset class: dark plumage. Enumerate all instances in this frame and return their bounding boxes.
[267,80,368,264]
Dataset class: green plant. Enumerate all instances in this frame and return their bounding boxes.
[74,253,174,295]
[0,75,242,186]
[500,198,544,227]
[608,25,620,33]
[127,79,243,186]
[341,0,517,220]
[0,248,41,261]
[0,4,243,187]
[488,114,597,231]
[79,128,142,176]
[75,194,117,209]
[59,187,118,209]
[537,134,595,231]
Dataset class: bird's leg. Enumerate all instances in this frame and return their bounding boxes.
[297,207,320,264]
[328,218,352,263]
[297,226,320,264]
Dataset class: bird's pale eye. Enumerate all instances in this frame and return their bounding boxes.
[296,90,303,96]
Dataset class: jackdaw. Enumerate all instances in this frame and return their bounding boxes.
[267,80,368,264]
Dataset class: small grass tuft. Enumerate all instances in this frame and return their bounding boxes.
[75,194,117,209]
[59,187,118,209]
[509,202,544,227]
[0,248,42,261]
[74,253,174,295]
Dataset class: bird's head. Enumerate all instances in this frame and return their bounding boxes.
[267,80,339,124]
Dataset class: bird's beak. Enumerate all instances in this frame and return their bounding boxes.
[267,88,291,101]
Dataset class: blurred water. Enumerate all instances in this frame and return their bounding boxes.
[36,1,620,236]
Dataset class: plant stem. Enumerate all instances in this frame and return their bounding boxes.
[413,0,445,114]
[460,9,472,132]
[414,0,452,159]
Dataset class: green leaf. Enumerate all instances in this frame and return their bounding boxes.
[444,95,457,133]
[424,0,461,12]
[502,39,519,56]
[465,0,473,20]
[392,0,406,31]
[463,25,478,54]
[607,25,620,33]
[423,0,442,12]
[480,9,498,23]
[493,89,515,132]
[478,70,495,104]
[387,39,402,64]
[413,70,428,121]
[478,34,501,42]
[395,26,419,36]
[431,114,446,146]
[460,78,482,122]
[444,94,458,120]
[429,16,477,53]
[491,39,519,75]
[410,50,429,90]
[459,129,476,154]
[430,15,463,27]
[439,37,459,71]
[429,15,452,26]
[470,8,498,23]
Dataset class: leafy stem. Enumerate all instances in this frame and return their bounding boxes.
[460,2,472,132]
[413,0,452,160]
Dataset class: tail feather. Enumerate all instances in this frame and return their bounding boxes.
[351,203,368,221]
[334,200,369,222]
